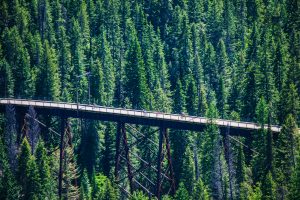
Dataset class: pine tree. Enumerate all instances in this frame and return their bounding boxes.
[193,179,210,200]
[279,83,299,124]
[79,120,99,175]
[175,182,190,200]
[170,78,187,183]
[152,34,172,112]
[0,44,14,97]
[18,138,31,183]
[124,19,150,109]
[17,138,41,199]
[38,0,54,43]
[57,25,72,101]
[70,18,88,102]
[242,61,257,120]
[272,32,288,93]
[78,0,90,58]
[256,28,277,105]
[251,97,268,183]
[173,78,186,114]
[93,173,118,200]
[130,191,148,200]
[289,155,300,200]
[188,0,202,23]
[97,29,115,106]
[236,145,246,191]
[0,139,20,199]
[62,145,80,199]
[216,39,230,117]
[25,156,41,200]
[35,141,54,199]
[203,42,218,92]
[101,123,115,176]
[39,40,60,101]
[2,27,35,97]
[222,0,236,57]
[80,169,92,200]
[206,0,223,46]
[90,59,105,104]
[248,183,263,200]
[261,171,276,200]
[276,115,298,183]
[201,102,219,184]
[181,146,195,194]
[186,76,197,116]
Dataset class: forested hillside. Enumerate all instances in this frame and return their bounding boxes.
[0,0,299,199]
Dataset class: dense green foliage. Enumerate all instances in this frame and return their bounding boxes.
[0,0,299,199]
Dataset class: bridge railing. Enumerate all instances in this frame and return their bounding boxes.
[0,98,282,132]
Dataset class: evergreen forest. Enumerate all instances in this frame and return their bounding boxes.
[0,0,299,199]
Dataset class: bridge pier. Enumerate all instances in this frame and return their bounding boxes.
[115,123,175,199]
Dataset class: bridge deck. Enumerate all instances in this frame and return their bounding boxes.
[0,98,281,135]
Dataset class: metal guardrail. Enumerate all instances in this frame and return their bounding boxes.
[0,98,282,132]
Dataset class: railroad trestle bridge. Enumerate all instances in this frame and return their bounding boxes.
[0,98,282,199]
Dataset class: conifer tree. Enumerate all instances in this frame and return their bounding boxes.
[39,40,60,100]
[206,0,222,45]
[90,59,105,104]
[93,173,118,200]
[0,139,20,199]
[130,191,148,200]
[38,0,54,43]
[186,76,197,116]
[80,169,92,200]
[178,11,192,87]
[170,78,187,183]
[2,27,35,97]
[203,42,218,92]
[0,45,14,97]
[97,29,115,106]
[251,97,268,183]
[279,83,299,124]
[276,114,298,183]
[101,123,115,176]
[216,39,230,117]
[62,145,80,199]
[25,156,41,200]
[256,29,277,105]
[35,141,54,199]
[289,155,300,199]
[57,25,72,101]
[242,62,257,120]
[175,182,190,200]
[78,0,90,58]
[79,120,99,176]
[124,19,149,109]
[192,179,210,200]
[236,145,246,189]
[261,171,276,200]
[181,146,195,194]
[188,0,202,23]
[18,138,31,177]
[70,18,88,102]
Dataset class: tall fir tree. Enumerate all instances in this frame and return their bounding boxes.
[124,19,150,109]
